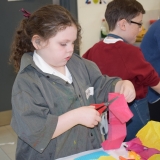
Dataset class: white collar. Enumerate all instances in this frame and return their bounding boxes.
[33,51,72,84]
[103,37,123,44]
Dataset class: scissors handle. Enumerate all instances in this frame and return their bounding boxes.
[91,96,119,114]
[91,103,105,110]
[98,106,107,114]
[91,103,107,114]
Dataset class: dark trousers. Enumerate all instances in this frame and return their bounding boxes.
[148,99,160,122]
[125,97,150,142]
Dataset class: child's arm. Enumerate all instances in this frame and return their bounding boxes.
[82,57,135,103]
[52,106,101,139]
[52,79,136,139]
[115,80,136,103]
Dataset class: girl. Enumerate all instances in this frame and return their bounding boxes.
[9,4,135,160]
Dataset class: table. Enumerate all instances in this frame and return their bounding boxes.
[56,143,129,160]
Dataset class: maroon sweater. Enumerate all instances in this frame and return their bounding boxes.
[83,40,160,100]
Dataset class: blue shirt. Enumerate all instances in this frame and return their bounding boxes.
[140,20,160,103]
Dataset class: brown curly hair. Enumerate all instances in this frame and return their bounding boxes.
[9,4,82,73]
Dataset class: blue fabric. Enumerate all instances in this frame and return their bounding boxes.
[140,20,160,103]
[74,151,109,160]
[125,97,150,141]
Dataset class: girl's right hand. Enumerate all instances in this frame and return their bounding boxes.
[75,106,101,128]
[52,105,101,138]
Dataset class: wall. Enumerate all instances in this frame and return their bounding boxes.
[0,0,52,126]
[78,0,160,56]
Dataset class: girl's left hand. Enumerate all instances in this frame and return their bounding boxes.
[115,80,136,103]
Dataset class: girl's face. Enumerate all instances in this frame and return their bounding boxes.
[125,13,143,44]
[37,24,77,72]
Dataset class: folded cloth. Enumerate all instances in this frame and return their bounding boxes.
[101,93,133,150]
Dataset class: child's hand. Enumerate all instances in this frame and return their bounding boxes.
[115,80,136,103]
[76,106,101,128]
[52,106,101,138]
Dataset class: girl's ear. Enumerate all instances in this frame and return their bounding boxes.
[117,19,127,31]
[31,35,43,49]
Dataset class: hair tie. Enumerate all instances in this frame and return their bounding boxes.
[20,8,31,18]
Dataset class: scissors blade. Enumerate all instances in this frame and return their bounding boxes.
[105,96,119,106]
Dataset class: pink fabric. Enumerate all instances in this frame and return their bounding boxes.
[109,93,133,123]
[126,138,160,160]
[101,93,133,150]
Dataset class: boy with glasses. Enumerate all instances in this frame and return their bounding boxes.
[83,0,160,141]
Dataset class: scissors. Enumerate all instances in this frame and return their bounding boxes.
[91,96,119,114]
[91,96,119,136]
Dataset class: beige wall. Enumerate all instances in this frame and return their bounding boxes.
[0,111,12,126]
[78,0,160,56]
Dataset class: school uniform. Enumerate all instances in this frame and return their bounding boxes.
[11,52,120,160]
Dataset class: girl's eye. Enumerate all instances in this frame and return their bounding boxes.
[60,43,67,46]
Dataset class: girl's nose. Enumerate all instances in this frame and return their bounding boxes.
[67,44,74,53]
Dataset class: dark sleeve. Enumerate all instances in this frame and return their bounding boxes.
[82,58,121,103]
[11,77,58,153]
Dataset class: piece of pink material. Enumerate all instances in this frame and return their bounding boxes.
[126,138,160,160]
[101,93,133,150]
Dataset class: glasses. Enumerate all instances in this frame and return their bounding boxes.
[130,20,143,28]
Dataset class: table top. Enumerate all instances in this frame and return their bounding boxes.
[56,143,128,160]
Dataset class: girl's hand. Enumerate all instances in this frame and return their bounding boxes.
[115,80,136,103]
[75,106,101,128]
[52,106,101,138]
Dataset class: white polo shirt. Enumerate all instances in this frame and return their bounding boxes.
[33,51,72,84]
